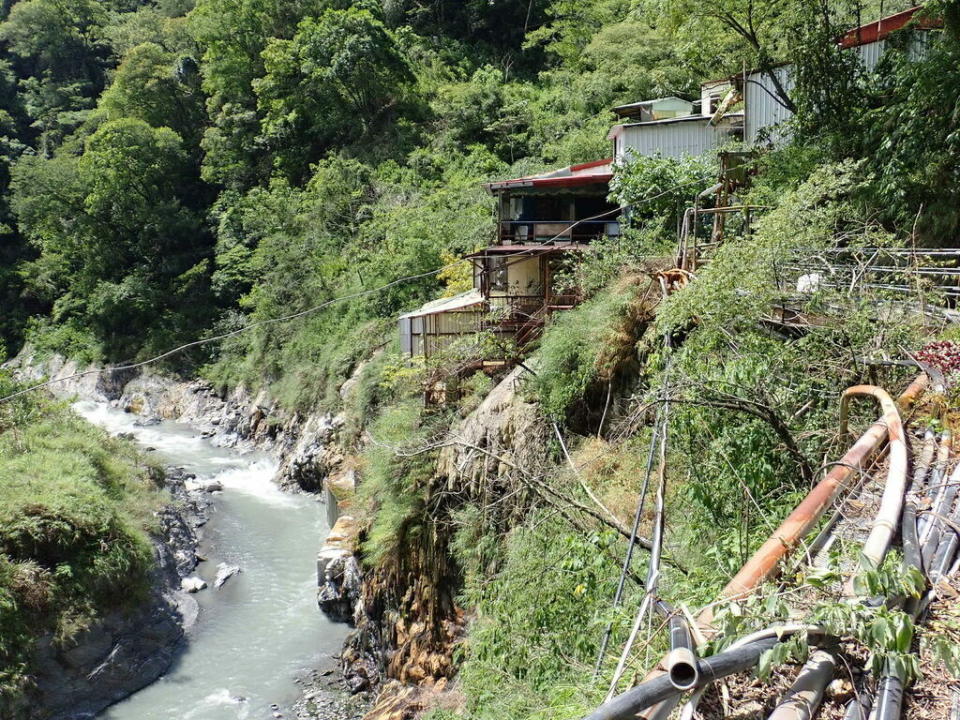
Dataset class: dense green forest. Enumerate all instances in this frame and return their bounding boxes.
[4,0,960,718]
[1,0,946,401]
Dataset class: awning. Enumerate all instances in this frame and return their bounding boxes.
[398,289,484,320]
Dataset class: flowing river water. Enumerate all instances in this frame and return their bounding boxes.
[72,401,349,720]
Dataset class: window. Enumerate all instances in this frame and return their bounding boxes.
[487,256,507,292]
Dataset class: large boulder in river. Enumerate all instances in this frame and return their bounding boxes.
[181,576,207,592]
[214,563,241,589]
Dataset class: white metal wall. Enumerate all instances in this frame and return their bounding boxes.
[855,39,887,70]
[742,37,928,145]
[744,65,795,145]
[617,119,735,161]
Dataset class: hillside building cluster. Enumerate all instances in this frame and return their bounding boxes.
[397,6,939,364]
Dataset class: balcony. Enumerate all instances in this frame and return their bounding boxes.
[497,219,620,245]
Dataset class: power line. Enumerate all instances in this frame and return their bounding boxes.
[0,161,752,406]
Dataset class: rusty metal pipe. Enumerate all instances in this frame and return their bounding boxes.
[839,385,908,572]
[713,375,924,608]
[636,374,927,720]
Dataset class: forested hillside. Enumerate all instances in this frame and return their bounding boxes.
[5,1,960,719]
[0,0,937,397]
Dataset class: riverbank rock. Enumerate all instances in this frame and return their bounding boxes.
[361,679,460,720]
[28,467,206,720]
[317,516,361,622]
[292,663,371,720]
[276,412,343,491]
[181,576,207,592]
[214,562,242,588]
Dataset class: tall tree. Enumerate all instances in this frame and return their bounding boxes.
[255,6,414,180]
[189,0,326,188]
[0,0,111,151]
[100,42,206,149]
[11,119,213,357]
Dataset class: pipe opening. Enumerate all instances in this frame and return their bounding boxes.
[668,662,698,691]
[666,647,699,691]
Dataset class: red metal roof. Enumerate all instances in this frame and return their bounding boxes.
[839,5,941,49]
[485,159,613,192]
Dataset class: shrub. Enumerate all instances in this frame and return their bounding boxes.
[535,275,652,420]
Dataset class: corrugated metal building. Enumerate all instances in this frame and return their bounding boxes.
[609,114,743,162]
[743,66,795,146]
[745,6,941,145]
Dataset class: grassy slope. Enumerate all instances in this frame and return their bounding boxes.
[0,376,165,710]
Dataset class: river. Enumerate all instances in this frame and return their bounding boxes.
[72,401,349,720]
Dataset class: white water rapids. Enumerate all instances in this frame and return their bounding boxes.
[72,401,349,720]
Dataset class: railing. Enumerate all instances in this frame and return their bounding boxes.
[547,292,580,308]
[498,219,620,245]
[485,295,545,324]
[772,247,960,325]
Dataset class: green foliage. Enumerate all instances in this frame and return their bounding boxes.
[256,6,414,180]
[11,117,214,359]
[609,152,717,255]
[0,0,110,151]
[206,146,498,411]
[100,42,205,147]
[354,398,444,566]
[1,4,960,716]
[857,34,960,240]
[452,514,620,720]
[708,554,924,686]
[641,161,926,595]
[535,278,645,419]
[0,373,163,705]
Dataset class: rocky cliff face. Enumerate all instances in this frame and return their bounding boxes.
[8,348,342,491]
[28,470,206,720]
[341,365,552,716]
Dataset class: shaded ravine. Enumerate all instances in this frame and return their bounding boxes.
[73,401,349,720]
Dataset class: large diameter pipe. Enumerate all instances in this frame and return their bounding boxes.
[704,375,926,616]
[767,650,836,720]
[901,500,923,573]
[921,463,960,569]
[873,673,905,720]
[637,374,927,720]
[931,528,960,584]
[910,428,937,493]
[843,693,874,720]
[581,637,780,720]
[839,385,908,570]
[918,431,952,543]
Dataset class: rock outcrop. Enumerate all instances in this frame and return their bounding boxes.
[29,470,205,720]
[8,348,347,493]
[341,365,551,709]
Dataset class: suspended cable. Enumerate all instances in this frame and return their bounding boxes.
[0,159,762,406]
